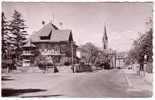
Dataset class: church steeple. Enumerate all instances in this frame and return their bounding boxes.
[103,25,108,50]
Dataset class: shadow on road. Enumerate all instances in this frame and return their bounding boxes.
[2,76,14,81]
[21,94,63,98]
[2,88,47,97]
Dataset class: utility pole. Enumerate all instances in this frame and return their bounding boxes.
[71,41,74,72]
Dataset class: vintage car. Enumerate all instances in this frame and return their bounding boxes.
[73,62,92,73]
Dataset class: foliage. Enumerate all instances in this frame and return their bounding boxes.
[80,42,100,65]
[9,10,28,61]
[1,12,11,59]
[95,50,108,65]
[35,55,53,67]
[2,10,28,69]
[128,18,153,64]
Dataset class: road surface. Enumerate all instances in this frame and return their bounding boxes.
[2,69,152,97]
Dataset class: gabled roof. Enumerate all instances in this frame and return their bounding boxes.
[30,22,73,42]
[22,40,36,48]
[36,22,58,37]
[50,30,72,42]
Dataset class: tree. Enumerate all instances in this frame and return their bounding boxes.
[1,12,10,58]
[9,10,28,64]
[128,17,153,65]
[80,42,99,65]
[142,28,153,62]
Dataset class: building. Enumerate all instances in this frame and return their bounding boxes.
[21,40,36,67]
[23,22,77,66]
[102,25,116,68]
[116,52,127,68]
[107,49,117,68]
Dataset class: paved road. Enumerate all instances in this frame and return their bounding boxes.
[2,69,152,97]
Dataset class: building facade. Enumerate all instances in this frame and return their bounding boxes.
[116,52,127,68]
[21,40,36,67]
[23,22,77,66]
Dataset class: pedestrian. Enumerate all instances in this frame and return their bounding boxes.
[138,54,145,76]
[71,65,74,73]
[54,66,59,73]
[137,65,140,76]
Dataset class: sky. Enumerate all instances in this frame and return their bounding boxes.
[2,2,153,52]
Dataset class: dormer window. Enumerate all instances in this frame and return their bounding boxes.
[40,31,52,40]
[40,36,49,40]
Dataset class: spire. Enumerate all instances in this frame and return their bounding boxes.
[104,25,108,41]
[103,24,108,50]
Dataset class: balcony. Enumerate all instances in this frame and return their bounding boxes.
[39,49,64,56]
[22,51,34,56]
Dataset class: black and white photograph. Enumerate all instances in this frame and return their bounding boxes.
[1,1,153,98]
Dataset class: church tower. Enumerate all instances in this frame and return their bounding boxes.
[102,25,108,51]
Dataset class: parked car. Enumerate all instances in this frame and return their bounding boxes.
[128,66,132,70]
[103,62,111,69]
[74,62,92,72]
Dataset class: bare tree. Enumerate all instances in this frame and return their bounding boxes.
[80,42,99,65]
[128,17,153,72]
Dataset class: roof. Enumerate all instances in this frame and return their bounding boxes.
[30,22,73,42]
[38,22,58,37]
[50,30,72,42]
[22,40,36,48]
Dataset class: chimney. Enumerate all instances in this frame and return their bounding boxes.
[42,21,45,25]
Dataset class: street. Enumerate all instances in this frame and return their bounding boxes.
[2,69,152,98]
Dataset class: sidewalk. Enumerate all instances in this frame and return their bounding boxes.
[122,68,153,93]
